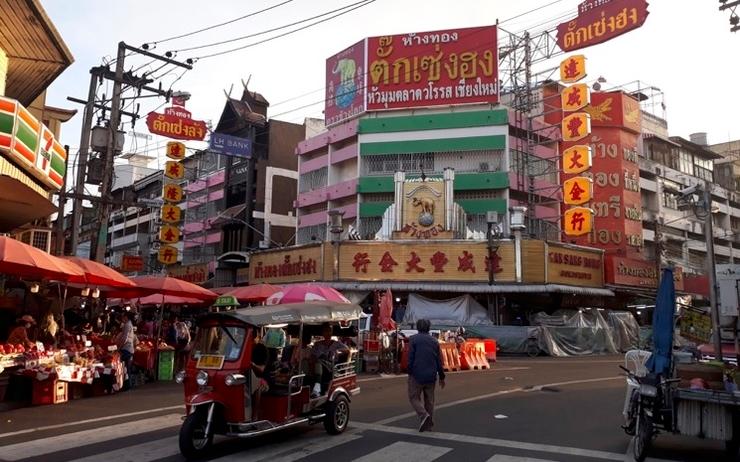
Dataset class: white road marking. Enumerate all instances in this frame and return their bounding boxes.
[210,431,362,462]
[374,376,622,425]
[487,455,556,462]
[0,405,183,439]
[358,367,530,383]
[0,413,182,461]
[67,436,178,462]
[352,422,681,462]
[351,441,452,462]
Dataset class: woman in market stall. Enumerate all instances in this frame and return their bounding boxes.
[38,312,59,348]
[7,315,36,349]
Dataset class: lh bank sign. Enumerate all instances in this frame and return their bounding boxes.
[208,133,252,159]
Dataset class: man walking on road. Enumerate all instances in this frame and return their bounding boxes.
[407,319,445,432]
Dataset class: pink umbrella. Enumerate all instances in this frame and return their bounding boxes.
[265,284,350,305]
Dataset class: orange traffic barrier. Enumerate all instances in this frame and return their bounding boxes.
[450,345,461,370]
[439,343,452,371]
[440,343,459,372]
[460,341,490,370]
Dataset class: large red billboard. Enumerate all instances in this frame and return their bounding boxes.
[557,0,650,53]
[365,25,498,111]
[325,39,367,127]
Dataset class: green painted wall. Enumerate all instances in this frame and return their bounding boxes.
[359,110,508,134]
[359,202,392,217]
[357,172,509,194]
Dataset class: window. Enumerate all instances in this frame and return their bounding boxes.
[678,150,694,176]
[192,326,246,362]
[661,180,681,209]
[693,156,713,182]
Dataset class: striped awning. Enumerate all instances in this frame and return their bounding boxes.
[326,281,614,297]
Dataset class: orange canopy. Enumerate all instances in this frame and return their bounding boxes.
[62,256,137,289]
[0,236,85,282]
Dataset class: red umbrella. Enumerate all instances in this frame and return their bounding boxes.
[265,284,350,305]
[0,236,85,282]
[130,276,217,301]
[108,294,206,306]
[63,256,136,289]
[226,283,281,303]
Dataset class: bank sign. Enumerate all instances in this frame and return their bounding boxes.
[208,132,252,159]
[325,25,499,126]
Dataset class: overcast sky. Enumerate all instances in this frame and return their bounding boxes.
[40,0,739,171]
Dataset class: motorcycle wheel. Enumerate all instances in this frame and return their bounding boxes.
[179,410,213,460]
[633,411,653,462]
[324,395,350,435]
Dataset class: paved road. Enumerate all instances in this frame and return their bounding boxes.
[0,357,732,462]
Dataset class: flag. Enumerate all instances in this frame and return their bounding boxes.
[379,288,396,331]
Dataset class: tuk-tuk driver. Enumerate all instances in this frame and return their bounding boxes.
[309,323,349,397]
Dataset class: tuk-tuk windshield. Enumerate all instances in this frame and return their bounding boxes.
[192,325,246,362]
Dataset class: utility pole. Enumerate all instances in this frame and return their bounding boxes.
[69,68,100,256]
[703,181,723,359]
[54,145,70,256]
[90,43,126,263]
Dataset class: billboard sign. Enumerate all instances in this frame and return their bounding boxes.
[366,25,498,111]
[325,39,367,127]
[208,132,252,158]
[146,105,207,141]
[557,0,650,53]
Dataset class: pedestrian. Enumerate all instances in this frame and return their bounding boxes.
[115,312,136,391]
[407,318,445,432]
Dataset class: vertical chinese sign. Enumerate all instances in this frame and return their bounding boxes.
[559,55,594,238]
[158,141,186,266]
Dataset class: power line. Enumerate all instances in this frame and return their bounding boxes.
[173,0,373,54]
[191,0,377,61]
[499,0,567,25]
[144,0,296,47]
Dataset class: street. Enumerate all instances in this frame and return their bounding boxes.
[0,357,732,462]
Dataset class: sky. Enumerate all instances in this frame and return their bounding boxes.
[39,0,740,173]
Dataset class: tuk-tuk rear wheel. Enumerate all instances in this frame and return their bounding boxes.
[179,410,213,460]
[324,395,350,435]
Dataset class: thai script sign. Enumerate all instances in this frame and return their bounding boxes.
[121,255,144,272]
[168,263,209,284]
[146,105,207,141]
[366,25,498,111]
[0,97,67,190]
[250,245,323,284]
[208,132,252,159]
[557,0,650,53]
[325,39,367,127]
[605,256,684,290]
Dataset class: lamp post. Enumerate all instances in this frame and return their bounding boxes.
[510,206,527,283]
[487,211,502,325]
[328,210,345,281]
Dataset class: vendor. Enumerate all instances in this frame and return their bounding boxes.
[7,315,36,349]
[38,312,59,348]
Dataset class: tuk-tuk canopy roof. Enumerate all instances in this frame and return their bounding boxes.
[209,301,363,326]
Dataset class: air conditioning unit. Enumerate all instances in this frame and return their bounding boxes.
[13,229,52,253]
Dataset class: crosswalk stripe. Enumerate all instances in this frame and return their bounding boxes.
[66,436,178,462]
[351,441,452,462]
[0,414,182,461]
[487,455,557,462]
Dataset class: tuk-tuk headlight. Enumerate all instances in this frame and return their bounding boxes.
[225,373,247,386]
[175,370,186,384]
[196,370,209,386]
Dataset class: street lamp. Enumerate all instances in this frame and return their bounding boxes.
[328,210,345,280]
[487,211,503,325]
[509,206,527,283]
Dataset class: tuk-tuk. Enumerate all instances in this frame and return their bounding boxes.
[176,301,361,459]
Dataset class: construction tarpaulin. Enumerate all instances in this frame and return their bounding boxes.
[403,294,493,326]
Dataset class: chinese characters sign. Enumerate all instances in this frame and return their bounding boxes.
[366,25,498,111]
[161,204,182,224]
[164,161,185,180]
[159,225,180,244]
[563,177,593,205]
[556,0,650,53]
[564,207,594,236]
[166,141,186,160]
[563,145,592,174]
[561,83,590,112]
[559,55,587,83]
[158,245,178,265]
[325,39,367,127]
[163,183,183,203]
[562,113,591,142]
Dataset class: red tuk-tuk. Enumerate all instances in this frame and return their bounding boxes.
[177,302,361,459]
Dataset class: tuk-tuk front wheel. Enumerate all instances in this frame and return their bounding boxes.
[324,395,350,435]
[179,409,214,460]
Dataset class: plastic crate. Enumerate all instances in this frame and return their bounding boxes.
[158,350,175,381]
[32,379,67,406]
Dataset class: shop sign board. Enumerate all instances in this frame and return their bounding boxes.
[146,105,207,141]
[161,204,182,224]
[562,113,591,142]
[679,309,711,344]
[0,97,67,190]
[563,145,592,174]
[559,55,587,83]
[395,180,453,240]
[159,225,180,244]
[366,25,498,112]
[121,255,144,272]
[249,245,324,284]
[208,132,252,159]
[158,245,179,265]
[605,256,684,291]
[563,207,594,236]
[163,183,183,203]
[556,0,650,53]
[584,92,641,133]
[166,141,186,160]
[168,263,209,284]
[546,244,603,287]
[563,177,593,205]
[561,83,590,112]
[325,39,367,127]
[164,161,185,180]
